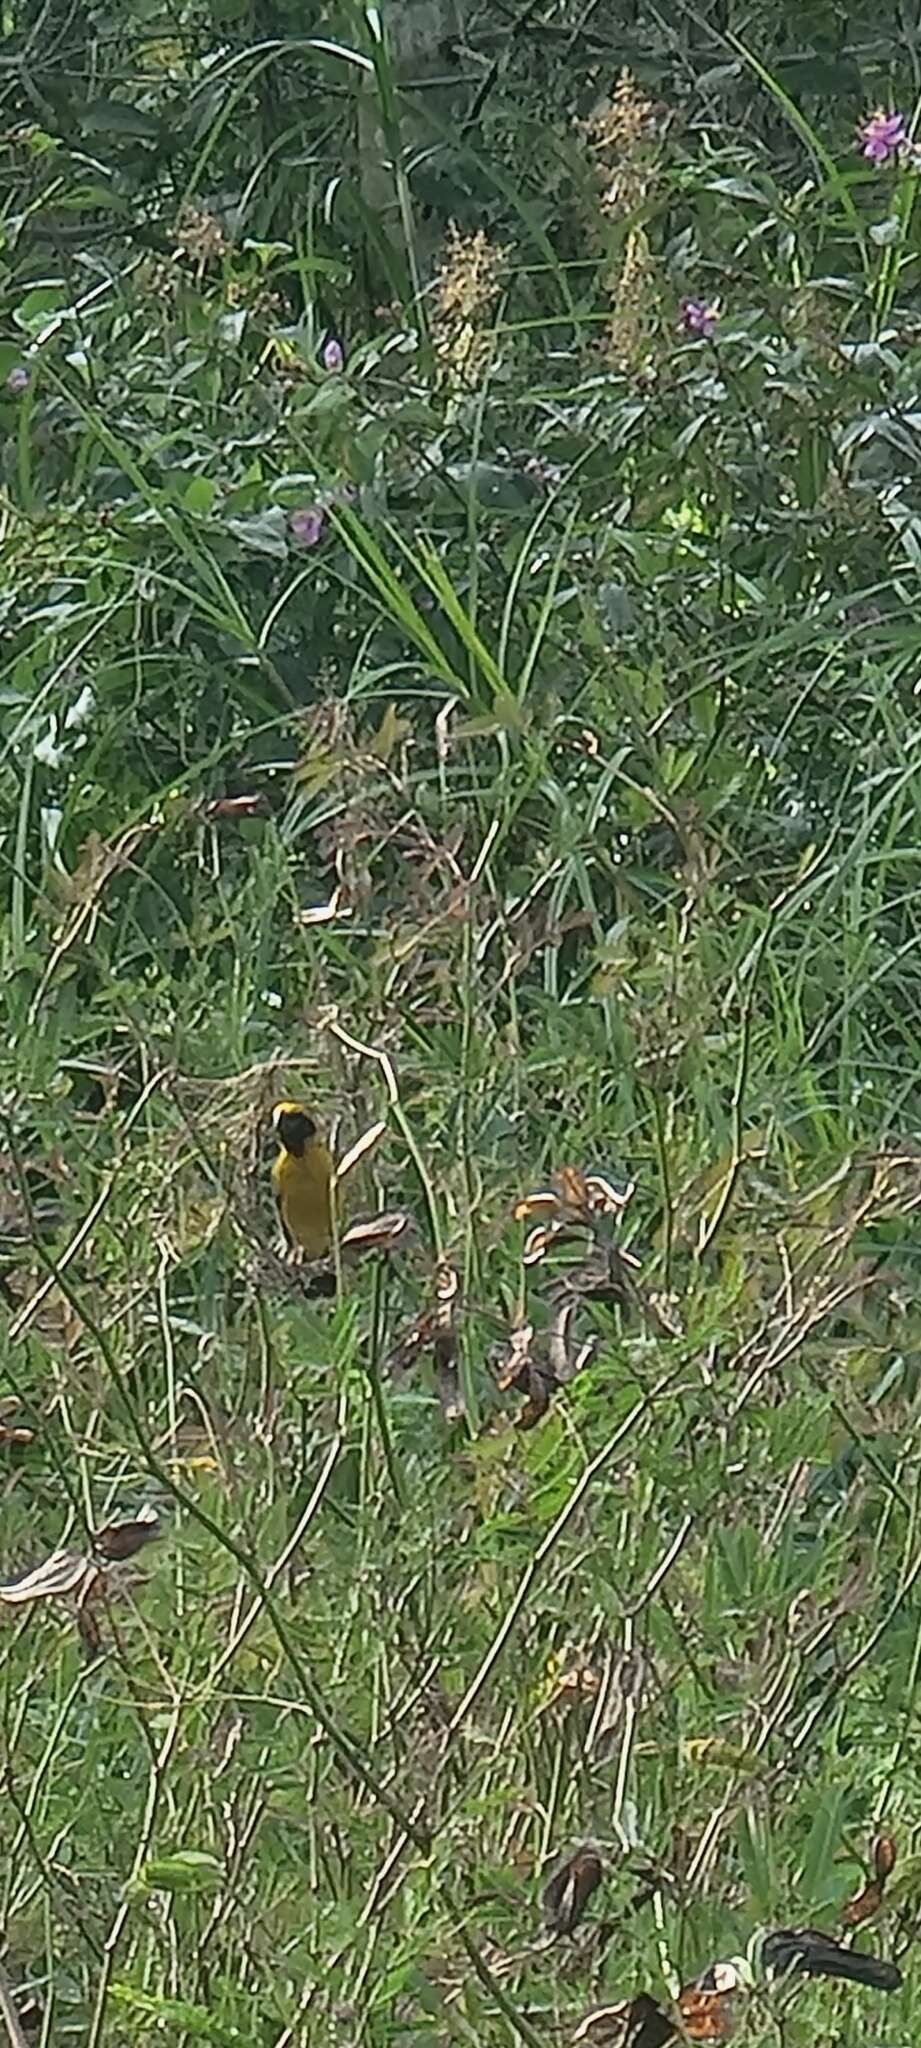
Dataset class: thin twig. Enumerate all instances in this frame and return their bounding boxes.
[0,1963,31,2048]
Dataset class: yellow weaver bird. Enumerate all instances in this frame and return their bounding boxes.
[271,1102,334,1260]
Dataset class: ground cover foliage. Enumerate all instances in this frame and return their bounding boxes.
[3,1,921,2042]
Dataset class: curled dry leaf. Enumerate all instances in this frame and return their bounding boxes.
[494,1301,599,1428]
[433,1259,463,1421]
[547,1297,598,1383]
[542,1842,604,1935]
[385,1259,464,1419]
[93,1505,161,1562]
[341,1210,414,1258]
[513,1188,560,1223]
[495,1322,536,1390]
[522,1219,566,1266]
[841,1834,897,1926]
[0,1549,98,1606]
[493,1320,555,1429]
[841,1880,885,1928]
[335,1120,387,1182]
[519,1365,558,1428]
[584,1170,636,1215]
[515,1166,635,1234]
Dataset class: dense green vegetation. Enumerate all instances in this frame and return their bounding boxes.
[3,3,921,2042]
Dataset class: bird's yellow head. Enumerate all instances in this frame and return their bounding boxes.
[271,1101,318,1157]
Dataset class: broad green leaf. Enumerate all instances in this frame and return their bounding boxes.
[81,97,164,138]
[131,1851,223,1896]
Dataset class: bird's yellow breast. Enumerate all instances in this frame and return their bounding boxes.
[272,1140,333,1259]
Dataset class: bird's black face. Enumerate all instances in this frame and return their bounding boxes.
[272,1104,317,1157]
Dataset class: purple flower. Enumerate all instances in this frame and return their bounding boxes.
[6,365,29,395]
[321,336,344,372]
[858,110,907,164]
[680,298,719,339]
[290,506,325,547]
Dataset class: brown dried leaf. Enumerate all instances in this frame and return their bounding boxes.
[341,1210,414,1258]
[678,1975,739,2040]
[516,1166,635,1244]
[573,1998,675,2048]
[385,1262,462,1414]
[522,1220,565,1266]
[494,1322,536,1391]
[0,1550,97,1605]
[93,1505,161,1562]
[841,1834,897,1926]
[434,1259,459,1338]
[493,1321,556,1427]
[76,1597,104,1659]
[554,1165,594,1216]
[543,1842,604,1935]
[841,1879,885,1928]
[433,1259,463,1420]
[518,1366,555,1429]
[198,794,270,823]
[512,1189,560,1223]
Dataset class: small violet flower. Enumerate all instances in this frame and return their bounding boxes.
[290,506,325,547]
[321,335,345,373]
[680,298,719,339]
[858,110,907,164]
[7,364,29,395]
